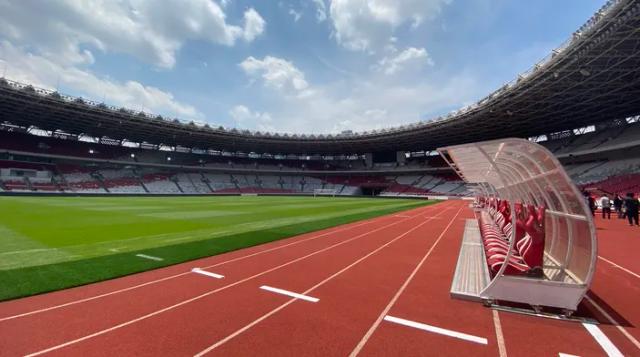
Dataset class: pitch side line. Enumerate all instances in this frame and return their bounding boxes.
[349,204,465,357]
[598,256,640,279]
[135,254,163,261]
[23,203,448,356]
[192,203,459,356]
[0,204,434,322]
[582,323,623,357]
[260,286,319,303]
[382,315,488,345]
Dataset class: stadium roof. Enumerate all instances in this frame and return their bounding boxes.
[1,0,640,155]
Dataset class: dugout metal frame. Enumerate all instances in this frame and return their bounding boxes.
[439,138,597,312]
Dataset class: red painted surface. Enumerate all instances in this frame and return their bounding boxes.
[1,201,639,357]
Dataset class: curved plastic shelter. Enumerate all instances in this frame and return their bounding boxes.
[439,138,597,313]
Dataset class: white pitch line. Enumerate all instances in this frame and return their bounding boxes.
[135,254,163,261]
[598,256,640,279]
[559,353,581,357]
[383,315,488,345]
[191,268,224,279]
[582,323,623,357]
[260,286,319,303]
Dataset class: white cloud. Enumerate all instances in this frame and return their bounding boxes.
[243,8,266,42]
[0,0,266,69]
[0,41,202,120]
[312,0,328,22]
[376,47,433,75]
[288,9,302,22]
[328,0,450,52]
[245,75,481,134]
[235,53,482,134]
[239,56,310,96]
[229,105,274,131]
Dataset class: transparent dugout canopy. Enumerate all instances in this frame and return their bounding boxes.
[438,138,597,308]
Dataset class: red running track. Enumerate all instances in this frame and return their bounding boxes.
[0,201,639,356]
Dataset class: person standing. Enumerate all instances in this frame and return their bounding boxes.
[624,193,639,226]
[588,195,596,217]
[614,194,623,219]
[601,195,612,219]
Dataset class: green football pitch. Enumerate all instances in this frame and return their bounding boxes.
[0,195,436,301]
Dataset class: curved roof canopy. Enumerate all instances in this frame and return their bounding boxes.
[1,0,639,155]
[439,138,597,310]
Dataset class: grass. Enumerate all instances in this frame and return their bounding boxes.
[0,195,436,301]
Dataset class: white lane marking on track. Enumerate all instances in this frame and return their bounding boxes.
[0,207,413,322]
[192,203,459,356]
[582,323,623,357]
[349,204,465,357]
[135,254,163,261]
[492,310,508,357]
[260,286,319,303]
[382,315,487,345]
[22,205,441,357]
[191,268,224,279]
[584,295,640,351]
[559,353,581,357]
[598,256,640,279]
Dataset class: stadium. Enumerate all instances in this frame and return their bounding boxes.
[0,0,640,356]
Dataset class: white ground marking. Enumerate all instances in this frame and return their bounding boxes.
[0,209,413,322]
[582,323,623,357]
[559,353,581,357]
[191,268,224,279]
[0,248,55,256]
[349,204,464,357]
[584,295,640,350]
[22,204,441,356]
[382,315,488,345]
[598,256,640,279]
[164,235,200,243]
[193,203,459,356]
[492,310,508,357]
[260,286,319,303]
[135,254,163,261]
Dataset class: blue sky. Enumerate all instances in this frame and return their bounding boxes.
[0,0,605,134]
